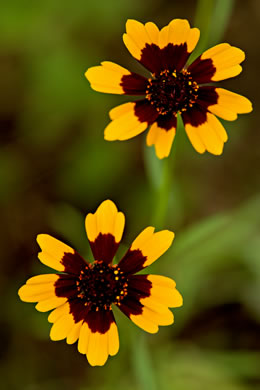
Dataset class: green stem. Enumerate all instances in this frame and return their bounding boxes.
[209,0,235,46]
[131,331,157,390]
[189,0,215,62]
[144,137,176,230]
[153,156,171,229]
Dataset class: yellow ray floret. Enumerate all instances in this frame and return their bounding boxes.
[78,322,90,354]
[129,274,182,333]
[123,19,155,60]
[18,274,67,312]
[108,322,119,356]
[160,19,200,53]
[130,312,159,334]
[35,296,67,312]
[201,43,245,81]
[130,226,174,268]
[66,321,83,345]
[77,321,119,366]
[209,88,253,121]
[50,313,76,341]
[105,103,148,141]
[144,21,160,44]
[87,331,109,366]
[48,302,70,323]
[185,112,228,155]
[129,305,173,334]
[146,123,176,159]
[146,275,183,308]
[85,199,125,243]
[18,274,59,302]
[109,102,135,120]
[36,234,75,272]
[85,61,131,94]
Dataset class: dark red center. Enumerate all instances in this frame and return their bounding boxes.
[76,261,128,311]
[146,69,199,116]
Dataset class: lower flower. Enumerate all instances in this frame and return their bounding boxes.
[18,200,183,366]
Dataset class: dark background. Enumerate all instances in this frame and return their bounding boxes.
[0,0,259,389]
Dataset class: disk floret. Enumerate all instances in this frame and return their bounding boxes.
[146,69,199,116]
[76,261,128,310]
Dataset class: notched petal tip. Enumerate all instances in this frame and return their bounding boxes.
[84,62,131,95]
[146,125,176,160]
[36,233,47,246]
[125,18,143,30]
[17,285,27,301]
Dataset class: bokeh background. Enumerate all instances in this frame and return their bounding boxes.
[1,0,260,389]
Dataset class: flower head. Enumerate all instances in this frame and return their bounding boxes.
[86,19,252,158]
[18,200,182,366]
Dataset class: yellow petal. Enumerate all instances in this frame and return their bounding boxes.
[35,296,67,312]
[123,19,152,60]
[187,28,200,52]
[140,306,174,326]
[123,33,141,61]
[50,314,76,341]
[196,119,224,155]
[158,19,200,53]
[212,65,243,81]
[207,113,228,142]
[147,275,183,308]
[48,302,70,323]
[66,321,83,345]
[145,22,159,44]
[147,274,177,289]
[87,331,109,367]
[184,112,228,155]
[201,43,245,81]
[184,123,206,154]
[18,273,59,303]
[85,61,130,94]
[37,234,75,272]
[108,322,119,356]
[159,25,170,48]
[18,281,57,303]
[130,313,159,334]
[140,296,174,314]
[167,19,190,47]
[130,227,175,268]
[209,88,253,121]
[146,123,176,159]
[85,199,125,243]
[104,103,148,141]
[26,274,59,284]
[78,322,90,354]
[109,102,135,120]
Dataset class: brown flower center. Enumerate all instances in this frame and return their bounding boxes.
[146,69,199,116]
[76,261,128,311]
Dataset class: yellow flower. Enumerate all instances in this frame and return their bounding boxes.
[18,200,182,366]
[86,19,252,159]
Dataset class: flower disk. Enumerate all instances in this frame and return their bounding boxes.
[146,69,199,116]
[75,262,128,310]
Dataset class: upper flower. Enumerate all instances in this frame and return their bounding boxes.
[85,19,252,159]
[18,200,182,366]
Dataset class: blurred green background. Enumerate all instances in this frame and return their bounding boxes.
[0,0,259,389]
